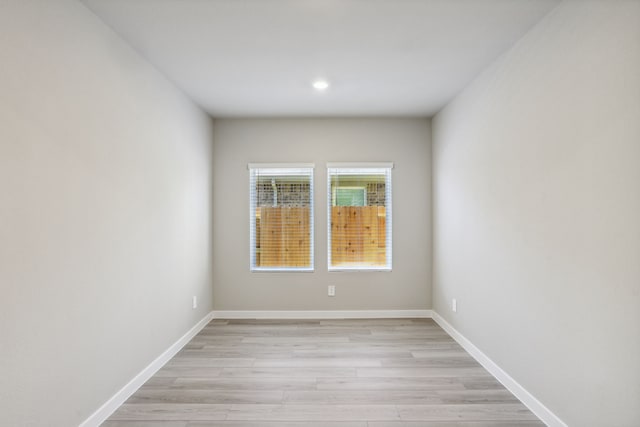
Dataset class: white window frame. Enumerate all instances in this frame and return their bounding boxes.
[327,162,393,272]
[249,163,314,272]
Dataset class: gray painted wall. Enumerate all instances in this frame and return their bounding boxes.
[212,118,431,311]
[0,1,214,425]
[432,2,640,426]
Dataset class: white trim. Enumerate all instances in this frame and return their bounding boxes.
[431,311,567,427]
[79,311,215,427]
[327,162,394,169]
[251,267,314,273]
[212,310,431,319]
[248,162,315,170]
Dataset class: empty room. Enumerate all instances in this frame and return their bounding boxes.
[1,1,639,426]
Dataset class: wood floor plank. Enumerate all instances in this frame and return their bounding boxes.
[282,389,519,405]
[410,350,470,358]
[241,336,351,344]
[165,358,255,368]
[378,357,480,368]
[396,403,540,421]
[220,367,357,378]
[178,350,295,359]
[102,422,187,427]
[356,367,490,378]
[292,345,413,359]
[253,357,382,368]
[319,319,423,326]
[460,377,505,390]
[178,336,244,344]
[292,350,414,359]
[127,389,284,404]
[170,377,317,391]
[283,390,444,405]
[316,377,467,391]
[103,319,542,425]
[154,367,223,378]
[436,389,520,404]
[369,422,545,427]
[138,377,177,388]
[225,404,401,421]
[202,327,373,337]
[109,404,230,421]
[187,423,366,427]
[348,336,456,344]
[227,319,321,325]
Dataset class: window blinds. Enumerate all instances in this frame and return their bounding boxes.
[327,164,392,271]
[249,164,314,271]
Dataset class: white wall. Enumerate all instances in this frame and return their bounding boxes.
[0,1,214,425]
[432,1,640,426]
[212,118,431,311]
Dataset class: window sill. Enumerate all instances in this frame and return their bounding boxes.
[251,267,315,273]
[328,267,392,272]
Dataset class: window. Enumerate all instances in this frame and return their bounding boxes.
[327,163,392,271]
[249,164,314,271]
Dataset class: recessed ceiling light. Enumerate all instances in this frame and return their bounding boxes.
[312,79,329,91]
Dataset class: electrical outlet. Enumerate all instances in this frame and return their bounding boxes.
[452,298,457,313]
[328,285,336,297]
[192,296,197,309]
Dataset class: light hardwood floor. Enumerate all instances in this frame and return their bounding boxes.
[103,318,544,426]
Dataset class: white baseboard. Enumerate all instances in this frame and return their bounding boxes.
[79,311,215,427]
[431,311,567,427]
[212,309,432,319]
[81,309,563,426]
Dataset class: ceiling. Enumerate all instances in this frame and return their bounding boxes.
[82,0,560,117]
